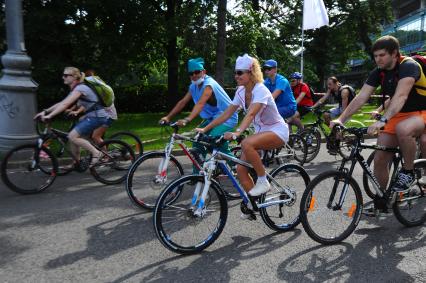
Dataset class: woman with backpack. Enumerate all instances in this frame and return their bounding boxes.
[34,67,109,167]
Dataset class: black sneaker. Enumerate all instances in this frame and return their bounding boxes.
[392,171,415,192]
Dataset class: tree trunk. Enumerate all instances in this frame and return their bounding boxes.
[165,0,179,107]
[215,0,227,86]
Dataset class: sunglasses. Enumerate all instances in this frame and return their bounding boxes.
[188,70,202,76]
[263,67,273,71]
[62,74,73,78]
[234,70,250,76]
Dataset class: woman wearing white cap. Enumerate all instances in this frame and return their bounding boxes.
[196,54,289,197]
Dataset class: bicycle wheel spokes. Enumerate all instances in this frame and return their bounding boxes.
[260,164,310,231]
[109,131,144,157]
[154,176,227,254]
[126,152,184,210]
[300,128,321,163]
[91,140,135,185]
[393,160,426,227]
[288,134,307,165]
[1,144,57,194]
[300,171,363,245]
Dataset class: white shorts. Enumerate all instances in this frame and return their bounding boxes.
[258,123,289,143]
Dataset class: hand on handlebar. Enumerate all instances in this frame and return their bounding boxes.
[329,119,344,129]
[367,121,385,136]
[159,116,170,125]
[370,111,382,120]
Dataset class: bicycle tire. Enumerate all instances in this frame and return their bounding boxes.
[109,131,144,157]
[393,159,426,227]
[362,151,398,200]
[153,175,228,254]
[337,128,361,160]
[288,133,307,165]
[1,144,58,194]
[300,170,363,245]
[126,151,184,210]
[260,163,310,231]
[300,127,321,163]
[90,139,135,185]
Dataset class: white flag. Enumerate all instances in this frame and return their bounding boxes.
[303,0,329,30]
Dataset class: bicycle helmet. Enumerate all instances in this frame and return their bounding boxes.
[289,72,303,80]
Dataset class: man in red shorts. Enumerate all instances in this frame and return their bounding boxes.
[331,35,426,193]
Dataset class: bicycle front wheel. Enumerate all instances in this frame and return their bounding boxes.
[300,171,363,245]
[260,163,310,231]
[90,139,135,185]
[153,175,228,254]
[287,134,307,165]
[393,159,426,227]
[126,151,184,210]
[109,131,144,157]
[1,144,58,194]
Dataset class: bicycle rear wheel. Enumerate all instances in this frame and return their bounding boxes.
[393,159,426,227]
[300,171,363,245]
[300,127,321,163]
[153,175,228,254]
[260,164,310,231]
[109,131,144,157]
[1,144,58,194]
[90,139,135,185]
[337,128,360,160]
[126,151,184,210]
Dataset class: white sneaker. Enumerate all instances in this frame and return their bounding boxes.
[249,180,271,196]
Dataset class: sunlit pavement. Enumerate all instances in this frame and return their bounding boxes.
[1,142,425,282]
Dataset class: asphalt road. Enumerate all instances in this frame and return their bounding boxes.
[1,143,425,282]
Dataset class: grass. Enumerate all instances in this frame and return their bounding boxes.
[48,104,380,151]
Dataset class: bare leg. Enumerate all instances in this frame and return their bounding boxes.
[238,132,284,192]
[290,112,304,132]
[323,112,331,127]
[68,129,100,160]
[92,126,108,145]
[375,133,398,190]
[395,116,424,170]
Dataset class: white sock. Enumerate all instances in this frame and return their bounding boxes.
[257,175,267,183]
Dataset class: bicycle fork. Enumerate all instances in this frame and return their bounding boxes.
[192,160,216,217]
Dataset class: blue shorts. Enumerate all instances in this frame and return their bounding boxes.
[328,106,343,118]
[73,117,110,136]
[278,105,297,119]
[101,118,114,128]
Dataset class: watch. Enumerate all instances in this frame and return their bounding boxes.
[232,133,237,140]
[379,116,388,124]
[236,128,242,133]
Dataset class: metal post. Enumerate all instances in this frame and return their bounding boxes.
[0,0,38,156]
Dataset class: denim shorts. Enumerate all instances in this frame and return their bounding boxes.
[73,116,110,136]
[101,118,114,128]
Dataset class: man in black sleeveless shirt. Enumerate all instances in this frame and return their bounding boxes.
[331,35,426,194]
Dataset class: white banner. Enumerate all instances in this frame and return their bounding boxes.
[303,0,329,30]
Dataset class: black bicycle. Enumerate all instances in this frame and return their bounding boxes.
[1,119,135,194]
[300,107,365,162]
[300,126,426,245]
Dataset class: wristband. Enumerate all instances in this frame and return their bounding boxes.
[379,116,388,124]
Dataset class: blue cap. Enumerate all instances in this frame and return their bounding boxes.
[188,57,205,72]
[263,59,277,68]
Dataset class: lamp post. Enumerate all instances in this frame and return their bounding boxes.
[0,0,38,156]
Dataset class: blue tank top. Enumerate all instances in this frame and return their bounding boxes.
[189,75,238,128]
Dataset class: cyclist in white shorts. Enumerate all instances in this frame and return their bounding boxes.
[196,54,289,197]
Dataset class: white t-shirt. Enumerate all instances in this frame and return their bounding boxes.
[232,83,288,142]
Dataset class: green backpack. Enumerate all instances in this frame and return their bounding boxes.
[83,76,114,107]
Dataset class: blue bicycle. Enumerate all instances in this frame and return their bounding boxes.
[153,134,310,254]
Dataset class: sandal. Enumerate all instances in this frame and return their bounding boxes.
[89,151,103,168]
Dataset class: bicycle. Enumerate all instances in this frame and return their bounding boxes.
[1,119,135,194]
[299,126,426,245]
[125,122,241,210]
[300,107,365,162]
[42,116,143,176]
[152,133,310,254]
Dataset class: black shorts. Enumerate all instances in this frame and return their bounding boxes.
[297,105,312,117]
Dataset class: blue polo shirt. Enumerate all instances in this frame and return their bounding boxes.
[264,74,296,117]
